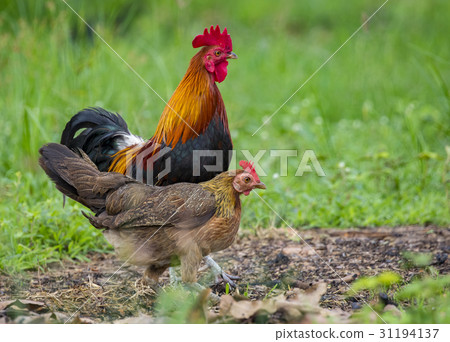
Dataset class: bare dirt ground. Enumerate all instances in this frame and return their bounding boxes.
[1,226,448,323]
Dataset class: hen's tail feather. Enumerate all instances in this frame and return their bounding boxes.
[60,107,142,171]
[39,143,105,212]
[39,143,138,214]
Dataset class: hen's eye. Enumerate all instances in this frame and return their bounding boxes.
[244,177,250,183]
[214,50,221,57]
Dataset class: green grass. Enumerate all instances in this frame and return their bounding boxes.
[0,0,448,276]
[350,268,450,324]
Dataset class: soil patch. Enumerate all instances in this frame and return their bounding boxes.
[1,226,448,323]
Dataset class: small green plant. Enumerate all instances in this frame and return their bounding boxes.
[225,283,230,295]
[391,275,450,323]
[349,271,402,294]
[243,283,250,297]
[401,251,433,269]
[263,284,279,300]
[396,275,450,302]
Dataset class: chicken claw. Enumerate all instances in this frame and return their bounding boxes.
[218,272,240,288]
[204,256,240,288]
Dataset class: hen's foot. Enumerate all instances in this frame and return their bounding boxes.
[204,256,239,288]
[215,272,240,288]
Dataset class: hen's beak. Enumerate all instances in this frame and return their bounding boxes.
[254,181,266,190]
[227,52,238,59]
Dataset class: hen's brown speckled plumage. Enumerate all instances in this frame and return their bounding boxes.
[39,143,262,284]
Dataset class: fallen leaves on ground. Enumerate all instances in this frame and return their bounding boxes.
[0,299,93,323]
[213,282,349,323]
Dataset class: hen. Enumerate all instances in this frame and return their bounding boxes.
[61,25,237,185]
[39,143,265,291]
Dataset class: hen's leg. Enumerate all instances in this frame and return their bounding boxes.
[180,248,219,302]
[204,256,240,288]
[180,247,202,284]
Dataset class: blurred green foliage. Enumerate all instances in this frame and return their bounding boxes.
[0,0,449,275]
[349,271,402,294]
[350,271,450,323]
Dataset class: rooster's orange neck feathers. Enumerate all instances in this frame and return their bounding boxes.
[109,48,230,175]
[152,47,227,147]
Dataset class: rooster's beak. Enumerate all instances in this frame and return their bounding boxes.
[227,52,238,59]
[254,181,266,190]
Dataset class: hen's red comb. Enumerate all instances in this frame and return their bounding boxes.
[239,160,260,182]
[192,25,232,52]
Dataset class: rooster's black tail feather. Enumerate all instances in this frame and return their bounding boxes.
[61,107,142,171]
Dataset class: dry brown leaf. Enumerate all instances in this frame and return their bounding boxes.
[229,299,263,320]
[0,300,15,311]
[215,282,334,323]
[1,299,47,312]
[13,312,66,324]
[218,294,234,316]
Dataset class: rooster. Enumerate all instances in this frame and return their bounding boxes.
[61,25,237,185]
[39,143,265,293]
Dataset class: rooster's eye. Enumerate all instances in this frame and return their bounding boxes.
[214,50,221,57]
[244,177,250,183]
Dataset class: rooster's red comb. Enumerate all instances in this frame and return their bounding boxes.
[239,160,260,182]
[192,25,232,52]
